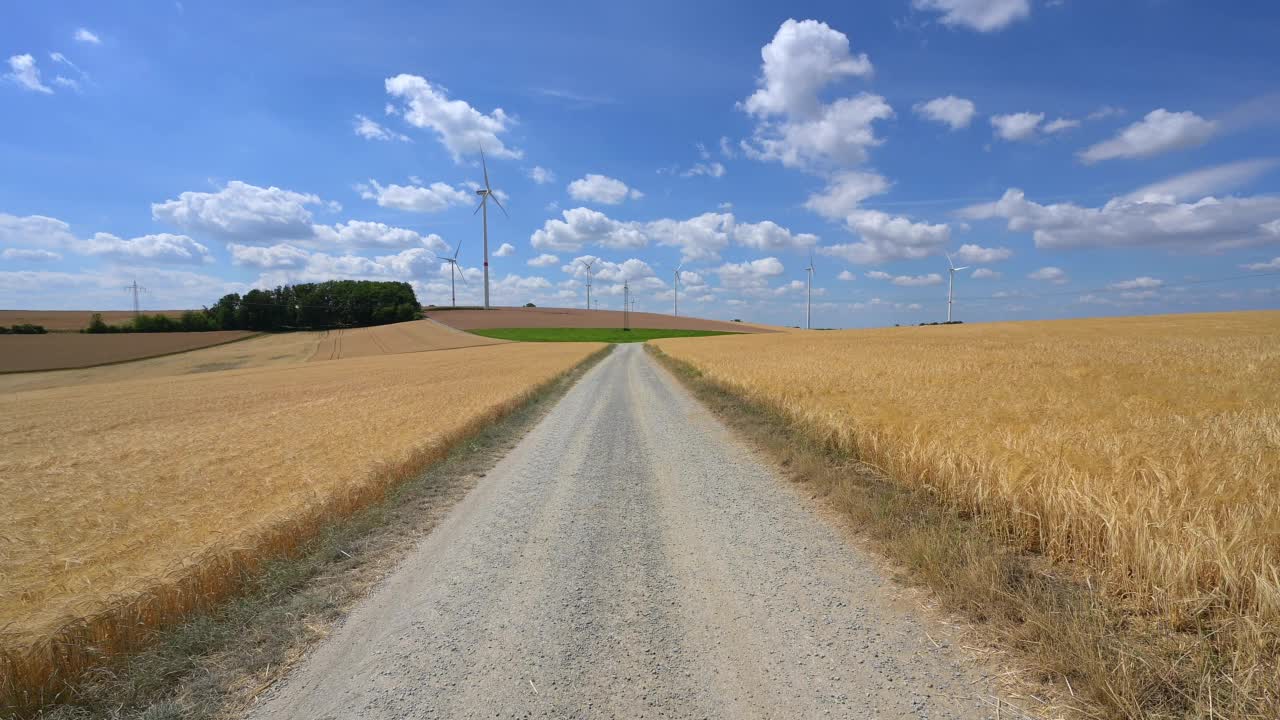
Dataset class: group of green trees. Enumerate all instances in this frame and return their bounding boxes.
[0,324,47,334]
[84,281,422,333]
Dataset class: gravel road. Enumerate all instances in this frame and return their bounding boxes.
[248,344,995,719]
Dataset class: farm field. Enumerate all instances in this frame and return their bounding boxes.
[0,319,501,389]
[429,306,770,333]
[653,311,1280,695]
[0,341,604,702]
[0,310,189,332]
[0,331,256,373]
[470,327,738,343]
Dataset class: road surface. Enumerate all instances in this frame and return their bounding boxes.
[248,344,993,719]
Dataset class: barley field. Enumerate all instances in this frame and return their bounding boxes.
[654,311,1279,684]
[0,341,603,706]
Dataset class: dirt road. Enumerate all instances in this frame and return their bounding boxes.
[248,344,993,719]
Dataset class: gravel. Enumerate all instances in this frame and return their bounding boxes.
[246,343,994,719]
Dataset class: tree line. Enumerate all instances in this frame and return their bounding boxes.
[84,280,422,333]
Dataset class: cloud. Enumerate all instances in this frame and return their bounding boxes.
[6,54,53,94]
[1028,266,1068,284]
[1043,117,1080,134]
[715,257,786,290]
[356,179,472,212]
[1108,276,1163,290]
[914,96,977,130]
[81,232,212,264]
[804,170,891,220]
[952,243,1012,263]
[866,270,944,286]
[0,269,243,311]
[733,220,818,251]
[228,243,310,269]
[971,268,1001,279]
[0,213,78,248]
[837,270,855,281]
[531,207,648,252]
[53,75,80,92]
[960,182,1280,252]
[648,213,736,262]
[566,174,643,204]
[527,253,559,267]
[719,136,735,158]
[819,209,951,264]
[991,112,1044,141]
[493,242,515,257]
[527,166,555,184]
[1242,257,1280,271]
[310,221,450,252]
[353,114,409,142]
[913,0,1031,32]
[1078,109,1217,163]
[1123,158,1279,203]
[683,161,727,178]
[384,73,520,162]
[153,181,323,241]
[1,248,61,262]
[740,19,891,171]
[74,28,101,44]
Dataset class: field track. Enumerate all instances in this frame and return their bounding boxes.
[247,344,993,719]
[429,305,771,333]
[0,331,256,373]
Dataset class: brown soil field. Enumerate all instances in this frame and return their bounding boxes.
[0,341,604,704]
[310,319,504,360]
[0,310,188,332]
[0,320,504,392]
[428,306,772,333]
[0,331,256,373]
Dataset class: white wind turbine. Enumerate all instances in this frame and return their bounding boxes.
[472,148,507,309]
[579,258,595,310]
[672,263,683,317]
[436,238,467,308]
[805,250,815,330]
[945,252,970,323]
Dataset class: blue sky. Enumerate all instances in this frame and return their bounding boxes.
[3,0,1279,327]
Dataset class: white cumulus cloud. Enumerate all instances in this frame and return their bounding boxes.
[804,171,891,220]
[353,114,409,142]
[1079,109,1217,163]
[1,248,61,262]
[991,112,1044,142]
[913,0,1031,32]
[356,179,472,212]
[819,209,951,264]
[6,54,53,94]
[493,242,515,257]
[952,243,1012,264]
[566,174,643,205]
[1029,266,1068,284]
[74,28,101,44]
[81,232,212,264]
[527,253,559,267]
[527,166,555,184]
[384,73,520,162]
[914,96,977,130]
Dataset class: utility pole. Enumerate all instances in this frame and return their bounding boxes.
[124,280,146,317]
[622,281,630,332]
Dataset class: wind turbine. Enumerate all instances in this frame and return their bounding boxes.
[579,258,595,310]
[436,238,467,308]
[472,148,507,309]
[672,263,683,317]
[945,252,970,323]
[805,250,815,330]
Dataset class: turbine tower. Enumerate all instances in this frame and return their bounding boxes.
[672,263,683,317]
[945,252,970,323]
[805,251,815,330]
[473,148,507,309]
[579,258,595,310]
[436,238,466,308]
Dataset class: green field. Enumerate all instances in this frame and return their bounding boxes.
[470,328,738,343]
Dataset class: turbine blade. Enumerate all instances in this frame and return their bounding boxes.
[458,270,469,285]
[453,238,463,259]
[480,147,490,190]
[956,266,970,271]
[945,252,955,269]
[473,198,485,215]
[489,192,509,218]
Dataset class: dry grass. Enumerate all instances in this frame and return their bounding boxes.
[652,311,1280,717]
[0,341,604,712]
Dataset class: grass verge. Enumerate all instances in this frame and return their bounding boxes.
[648,344,1275,720]
[470,327,737,343]
[11,346,612,720]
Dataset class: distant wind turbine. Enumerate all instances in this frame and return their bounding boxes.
[945,252,970,323]
[673,263,683,317]
[436,238,467,308]
[472,148,507,309]
[805,250,815,330]
[579,258,595,310]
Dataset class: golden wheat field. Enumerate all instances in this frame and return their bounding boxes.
[653,311,1280,629]
[0,341,603,703]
